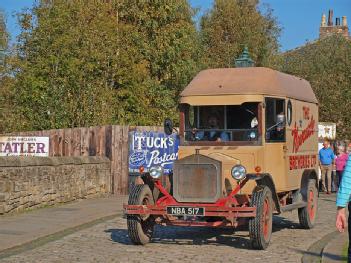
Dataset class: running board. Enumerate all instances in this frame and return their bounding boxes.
[280,201,307,212]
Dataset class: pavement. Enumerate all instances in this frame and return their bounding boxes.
[0,195,127,257]
[321,230,348,263]
[0,193,347,263]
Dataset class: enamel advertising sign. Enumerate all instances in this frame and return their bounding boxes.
[318,122,336,140]
[128,131,179,175]
[0,136,50,157]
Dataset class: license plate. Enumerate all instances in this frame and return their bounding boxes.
[166,206,205,216]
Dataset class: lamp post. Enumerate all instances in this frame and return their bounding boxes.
[234,46,255,68]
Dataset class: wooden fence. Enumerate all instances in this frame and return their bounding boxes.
[11,125,162,194]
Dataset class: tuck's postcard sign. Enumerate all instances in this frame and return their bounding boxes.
[128,131,179,175]
[0,136,49,157]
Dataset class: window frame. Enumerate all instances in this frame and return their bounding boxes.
[264,97,286,143]
[180,103,263,146]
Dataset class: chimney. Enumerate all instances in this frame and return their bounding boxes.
[321,14,326,26]
[336,17,340,26]
[328,9,333,26]
[342,16,348,27]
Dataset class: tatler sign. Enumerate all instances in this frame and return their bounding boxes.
[0,136,49,156]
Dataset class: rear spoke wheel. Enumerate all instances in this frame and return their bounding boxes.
[298,179,317,229]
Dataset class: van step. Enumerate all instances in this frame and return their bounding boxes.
[281,201,307,212]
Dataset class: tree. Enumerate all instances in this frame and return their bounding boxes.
[0,9,13,134]
[200,0,280,68]
[9,0,201,131]
[270,35,351,139]
[6,1,285,133]
[118,0,202,95]
[13,1,122,130]
[0,9,7,63]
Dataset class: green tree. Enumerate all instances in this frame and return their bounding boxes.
[13,1,122,130]
[0,9,9,77]
[0,9,7,77]
[200,0,280,68]
[118,0,202,96]
[0,9,12,134]
[0,9,7,63]
[9,0,201,131]
[271,35,351,139]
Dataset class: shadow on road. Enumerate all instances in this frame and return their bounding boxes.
[294,248,347,262]
[322,252,347,261]
[106,215,301,250]
[106,226,251,249]
[105,228,131,245]
[273,216,302,231]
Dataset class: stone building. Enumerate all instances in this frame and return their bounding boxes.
[319,9,349,39]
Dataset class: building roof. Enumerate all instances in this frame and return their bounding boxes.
[180,67,318,104]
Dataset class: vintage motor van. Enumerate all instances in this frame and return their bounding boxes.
[124,66,319,250]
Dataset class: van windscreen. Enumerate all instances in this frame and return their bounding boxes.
[184,103,260,142]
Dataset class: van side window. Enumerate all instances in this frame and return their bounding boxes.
[265,98,285,142]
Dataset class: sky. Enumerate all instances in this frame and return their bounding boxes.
[1,0,350,51]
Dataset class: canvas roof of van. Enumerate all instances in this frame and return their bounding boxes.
[180,67,318,104]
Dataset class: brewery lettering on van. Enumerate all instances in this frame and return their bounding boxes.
[289,154,317,170]
[291,115,316,153]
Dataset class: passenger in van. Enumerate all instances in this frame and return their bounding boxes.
[268,112,285,141]
[251,116,258,128]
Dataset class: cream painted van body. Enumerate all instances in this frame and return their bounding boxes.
[176,67,318,200]
[124,67,319,250]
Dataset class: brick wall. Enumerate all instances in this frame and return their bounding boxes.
[0,156,111,214]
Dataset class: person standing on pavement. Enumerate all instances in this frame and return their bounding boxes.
[336,154,351,262]
[348,143,351,154]
[319,139,335,194]
[335,146,349,190]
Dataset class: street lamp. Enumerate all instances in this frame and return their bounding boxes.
[234,46,255,68]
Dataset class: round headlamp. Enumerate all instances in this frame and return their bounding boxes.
[149,166,164,179]
[231,165,246,180]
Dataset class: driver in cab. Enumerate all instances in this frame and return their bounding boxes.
[195,115,229,141]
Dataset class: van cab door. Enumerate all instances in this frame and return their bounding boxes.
[264,97,288,192]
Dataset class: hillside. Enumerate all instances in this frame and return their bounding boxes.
[270,35,351,139]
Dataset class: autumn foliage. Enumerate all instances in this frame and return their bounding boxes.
[1,1,350,139]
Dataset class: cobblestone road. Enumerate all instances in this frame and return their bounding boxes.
[0,194,337,263]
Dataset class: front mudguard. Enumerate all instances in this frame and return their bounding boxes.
[247,173,281,214]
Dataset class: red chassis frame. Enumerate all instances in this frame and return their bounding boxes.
[123,177,257,228]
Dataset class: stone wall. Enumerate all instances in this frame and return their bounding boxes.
[0,156,111,214]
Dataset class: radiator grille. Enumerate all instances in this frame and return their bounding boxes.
[173,155,221,203]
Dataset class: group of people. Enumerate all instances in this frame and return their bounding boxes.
[318,139,351,262]
[319,139,350,194]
